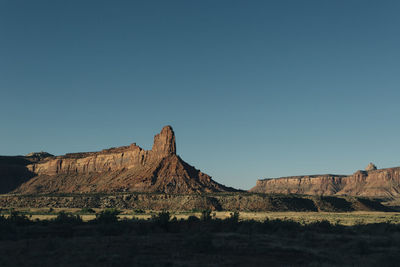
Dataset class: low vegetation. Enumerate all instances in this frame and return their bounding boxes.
[0,192,393,213]
[1,207,400,225]
[0,210,400,266]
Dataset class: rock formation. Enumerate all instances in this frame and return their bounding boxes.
[365,162,377,171]
[250,165,400,198]
[12,126,236,194]
[0,156,37,194]
[25,152,54,160]
[3,126,400,198]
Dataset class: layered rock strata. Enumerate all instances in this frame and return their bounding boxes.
[251,165,400,198]
[13,126,235,194]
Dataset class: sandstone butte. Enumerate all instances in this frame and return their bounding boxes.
[10,126,236,194]
[2,127,400,198]
[250,163,400,198]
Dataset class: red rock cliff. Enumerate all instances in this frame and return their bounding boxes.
[250,165,400,198]
[14,126,235,194]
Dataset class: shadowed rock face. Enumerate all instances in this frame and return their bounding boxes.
[0,157,35,194]
[250,167,400,198]
[13,126,235,194]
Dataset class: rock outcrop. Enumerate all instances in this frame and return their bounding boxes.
[365,162,377,171]
[25,152,54,160]
[12,126,235,194]
[0,156,38,194]
[250,166,400,198]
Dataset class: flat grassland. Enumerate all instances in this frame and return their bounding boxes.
[2,207,400,225]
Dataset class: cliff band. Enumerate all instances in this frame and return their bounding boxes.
[13,126,235,194]
[250,166,400,198]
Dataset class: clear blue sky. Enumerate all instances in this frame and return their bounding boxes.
[1,1,400,190]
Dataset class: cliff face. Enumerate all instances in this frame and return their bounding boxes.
[13,126,235,194]
[251,175,346,195]
[250,167,400,198]
[27,126,176,176]
[0,156,36,194]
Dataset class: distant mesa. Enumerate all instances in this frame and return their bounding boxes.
[10,126,236,194]
[250,162,400,198]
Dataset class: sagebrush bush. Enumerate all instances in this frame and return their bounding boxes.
[79,208,96,214]
[94,209,121,223]
[201,210,212,222]
[151,211,170,230]
[53,211,82,224]
[227,211,240,223]
[133,209,145,214]
[307,220,333,232]
[7,211,31,226]
[187,215,200,223]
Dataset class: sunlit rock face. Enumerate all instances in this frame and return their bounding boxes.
[250,166,400,198]
[14,126,236,194]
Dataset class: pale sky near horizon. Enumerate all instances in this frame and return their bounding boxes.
[1,1,400,190]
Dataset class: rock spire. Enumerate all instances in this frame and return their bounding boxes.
[152,125,176,155]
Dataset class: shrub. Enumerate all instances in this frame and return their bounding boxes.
[79,208,96,214]
[133,209,145,214]
[307,220,333,232]
[151,211,170,230]
[94,209,121,224]
[227,211,240,223]
[263,218,302,233]
[187,215,200,223]
[53,211,82,224]
[201,210,212,222]
[7,211,31,226]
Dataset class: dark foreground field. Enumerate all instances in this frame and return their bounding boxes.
[1,211,400,266]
